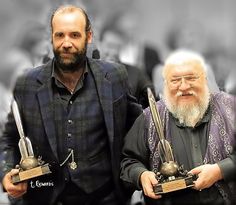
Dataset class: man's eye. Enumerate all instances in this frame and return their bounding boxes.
[71,33,80,38]
[171,79,180,84]
[185,76,197,81]
[55,33,64,38]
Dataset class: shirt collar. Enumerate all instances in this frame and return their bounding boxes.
[51,58,89,92]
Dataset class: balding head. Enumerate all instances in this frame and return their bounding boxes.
[163,49,207,80]
[50,5,91,34]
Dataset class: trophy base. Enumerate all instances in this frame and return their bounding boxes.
[12,163,51,184]
[153,175,194,194]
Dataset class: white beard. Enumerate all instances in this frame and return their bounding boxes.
[164,86,210,127]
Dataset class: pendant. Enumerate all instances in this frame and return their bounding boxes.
[69,162,77,170]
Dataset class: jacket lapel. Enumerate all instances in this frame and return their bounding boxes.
[88,59,114,146]
[36,61,58,160]
[34,59,115,160]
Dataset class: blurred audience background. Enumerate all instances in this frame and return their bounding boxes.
[98,19,156,108]
[1,0,236,204]
[1,0,236,93]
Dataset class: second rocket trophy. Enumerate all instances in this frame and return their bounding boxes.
[147,88,196,194]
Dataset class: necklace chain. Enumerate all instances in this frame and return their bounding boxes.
[59,149,77,170]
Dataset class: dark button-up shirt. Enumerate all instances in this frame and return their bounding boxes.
[169,107,211,171]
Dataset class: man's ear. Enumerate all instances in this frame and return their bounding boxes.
[87,31,93,44]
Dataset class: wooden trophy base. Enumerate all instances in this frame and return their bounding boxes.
[153,175,195,194]
[12,164,51,184]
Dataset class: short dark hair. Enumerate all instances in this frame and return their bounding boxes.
[50,5,91,34]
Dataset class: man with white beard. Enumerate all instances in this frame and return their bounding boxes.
[120,49,236,205]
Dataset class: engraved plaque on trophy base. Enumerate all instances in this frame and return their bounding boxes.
[12,163,51,184]
[153,175,195,194]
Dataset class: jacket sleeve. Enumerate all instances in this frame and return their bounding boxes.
[112,61,142,131]
[0,107,21,182]
[120,113,150,190]
[217,146,236,182]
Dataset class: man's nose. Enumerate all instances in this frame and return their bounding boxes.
[62,37,72,49]
[178,78,191,90]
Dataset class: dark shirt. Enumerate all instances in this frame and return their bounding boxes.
[169,108,211,171]
[51,61,112,193]
[121,106,236,205]
[164,108,223,205]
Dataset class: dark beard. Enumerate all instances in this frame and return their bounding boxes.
[53,44,87,72]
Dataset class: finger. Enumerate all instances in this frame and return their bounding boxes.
[142,182,153,195]
[18,182,28,192]
[10,191,26,199]
[8,189,23,199]
[192,186,202,192]
[147,192,162,199]
[189,166,202,175]
[8,169,20,183]
[192,176,204,191]
[9,169,20,176]
[8,182,27,194]
[146,187,162,199]
[143,185,162,199]
[21,182,28,191]
[149,174,158,186]
[8,184,27,199]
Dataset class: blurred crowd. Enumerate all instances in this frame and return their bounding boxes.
[1,0,236,204]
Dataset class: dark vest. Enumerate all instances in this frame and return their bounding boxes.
[53,67,112,193]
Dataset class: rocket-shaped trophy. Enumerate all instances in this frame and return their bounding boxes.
[11,100,51,184]
[147,88,196,194]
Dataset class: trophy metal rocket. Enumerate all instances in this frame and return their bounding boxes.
[147,88,195,194]
[11,100,51,184]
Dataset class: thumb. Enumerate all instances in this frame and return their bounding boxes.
[149,173,158,185]
[10,169,20,176]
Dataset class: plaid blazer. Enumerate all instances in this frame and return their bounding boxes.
[0,58,142,204]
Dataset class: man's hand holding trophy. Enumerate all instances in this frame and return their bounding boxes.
[11,100,51,184]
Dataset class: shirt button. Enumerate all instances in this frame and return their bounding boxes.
[68,119,73,124]
[67,133,72,137]
[65,177,68,181]
[69,101,73,105]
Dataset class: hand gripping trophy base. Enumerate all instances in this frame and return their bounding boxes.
[153,161,196,194]
[12,156,51,184]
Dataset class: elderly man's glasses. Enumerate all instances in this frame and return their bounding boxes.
[168,73,203,88]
